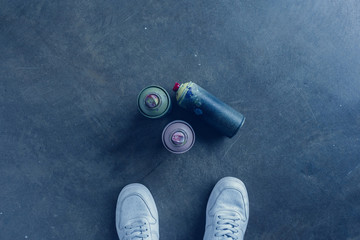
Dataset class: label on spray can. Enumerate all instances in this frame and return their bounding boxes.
[162,120,195,154]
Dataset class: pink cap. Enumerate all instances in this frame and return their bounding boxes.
[173,82,180,92]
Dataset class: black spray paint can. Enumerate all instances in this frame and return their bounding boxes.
[173,82,245,138]
[162,120,195,154]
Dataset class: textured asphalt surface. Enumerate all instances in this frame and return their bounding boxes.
[1,0,359,239]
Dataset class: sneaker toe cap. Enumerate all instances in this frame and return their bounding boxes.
[208,177,249,220]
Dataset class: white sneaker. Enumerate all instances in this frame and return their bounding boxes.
[203,177,249,240]
[116,183,159,240]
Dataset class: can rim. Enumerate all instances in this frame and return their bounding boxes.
[161,120,195,154]
[137,85,172,119]
[228,116,246,138]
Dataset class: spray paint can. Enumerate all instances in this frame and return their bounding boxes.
[162,120,195,154]
[173,82,245,138]
[137,85,172,119]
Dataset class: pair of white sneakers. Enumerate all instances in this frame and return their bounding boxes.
[115,177,249,240]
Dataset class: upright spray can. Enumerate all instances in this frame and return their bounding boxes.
[137,85,171,119]
[162,120,195,154]
[173,82,245,138]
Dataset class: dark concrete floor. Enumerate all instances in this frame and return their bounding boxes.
[1,0,360,239]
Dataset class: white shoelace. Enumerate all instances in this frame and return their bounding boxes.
[214,213,241,240]
[124,220,149,239]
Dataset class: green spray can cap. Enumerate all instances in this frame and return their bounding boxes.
[137,85,171,118]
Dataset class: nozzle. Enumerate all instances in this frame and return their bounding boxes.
[173,82,180,92]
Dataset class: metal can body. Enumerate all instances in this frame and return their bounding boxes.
[162,120,195,154]
[174,82,245,138]
[137,85,171,119]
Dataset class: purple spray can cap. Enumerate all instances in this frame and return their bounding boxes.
[162,120,195,154]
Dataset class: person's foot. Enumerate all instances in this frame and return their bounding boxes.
[203,177,249,240]
[116,183,159,240]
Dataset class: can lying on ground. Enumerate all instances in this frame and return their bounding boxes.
[173,82,245,138]
[137,85,172,119]
[162,120,195,154]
